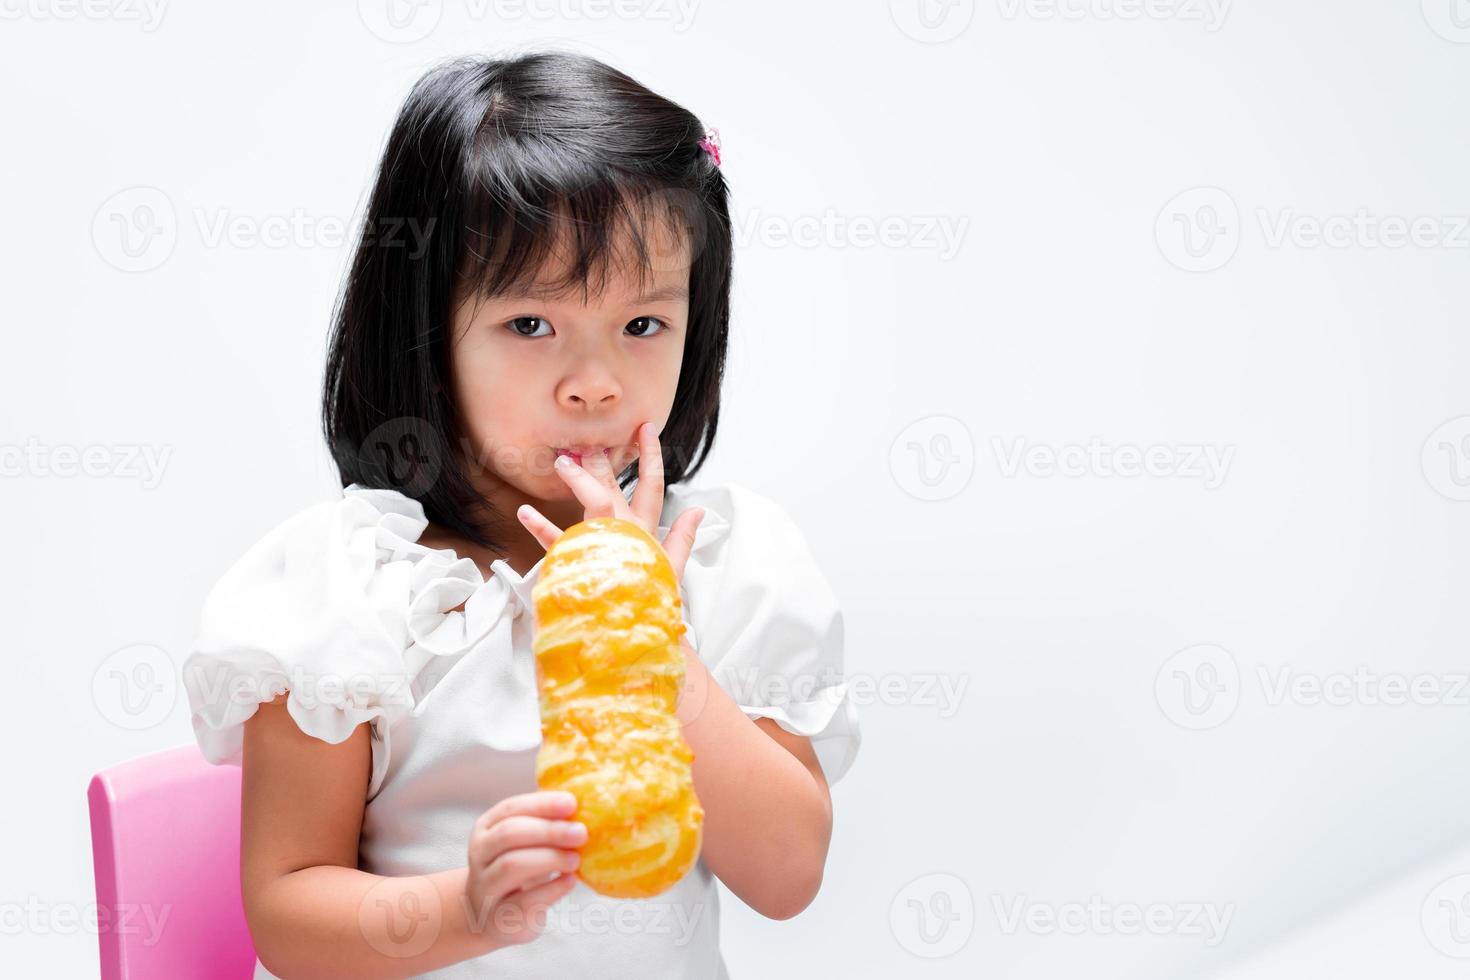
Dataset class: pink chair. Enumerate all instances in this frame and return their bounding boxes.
[87,744,258,980]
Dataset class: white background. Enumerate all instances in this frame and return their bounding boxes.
[4,0,1470,976]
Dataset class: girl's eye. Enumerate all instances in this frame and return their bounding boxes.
[507,316,552,338]
[626,316,668,338]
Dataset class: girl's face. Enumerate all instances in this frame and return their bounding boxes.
[447,224,691,532]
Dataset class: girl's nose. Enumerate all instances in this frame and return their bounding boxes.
[566,389,619,409]
[559,368,622,410]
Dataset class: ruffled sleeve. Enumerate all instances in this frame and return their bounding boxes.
[662,482,861,787]
[181,487,474,802]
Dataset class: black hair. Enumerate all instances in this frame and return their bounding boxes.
[321,50,731,552]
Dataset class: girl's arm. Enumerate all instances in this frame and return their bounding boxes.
[675,638,835,920]
[241,695,504,979]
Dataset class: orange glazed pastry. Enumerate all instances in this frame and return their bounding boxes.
[532,516,704,899]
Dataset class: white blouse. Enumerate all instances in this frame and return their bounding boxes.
[181,480,860,979]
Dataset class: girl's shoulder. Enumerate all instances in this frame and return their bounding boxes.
[180,484,459,798]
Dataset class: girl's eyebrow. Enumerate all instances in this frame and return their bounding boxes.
[506,283,689,304]
[632,284,689,303]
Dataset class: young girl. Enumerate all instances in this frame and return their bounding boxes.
[182,50,859,979]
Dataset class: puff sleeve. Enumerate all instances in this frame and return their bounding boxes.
[667,482,862,787]
[181,493,421,802]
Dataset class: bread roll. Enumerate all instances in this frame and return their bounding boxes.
[532,516,704,899]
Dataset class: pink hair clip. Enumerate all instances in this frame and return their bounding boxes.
[698,127,721,167]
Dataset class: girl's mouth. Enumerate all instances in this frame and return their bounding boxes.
[553,447,611,466]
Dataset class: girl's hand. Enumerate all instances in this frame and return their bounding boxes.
[464,790,587,950]
[517,421,705,581]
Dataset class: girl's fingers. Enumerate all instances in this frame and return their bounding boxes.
[578,448,623,495]
[660,507,705,581]
[554,455,620,518]
[516,504,562,551]
[629,421,665,530]
[573,452,626,514]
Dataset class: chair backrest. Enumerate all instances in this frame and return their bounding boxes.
[87,744,257,980]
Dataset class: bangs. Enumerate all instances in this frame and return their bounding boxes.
[456,162,705,308]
